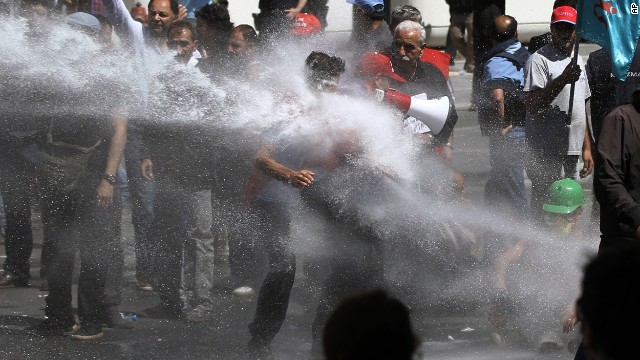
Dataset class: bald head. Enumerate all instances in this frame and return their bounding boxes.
[494,15,517,43]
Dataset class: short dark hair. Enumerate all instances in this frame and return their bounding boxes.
[323,289,418,360]
[578,244,640,360]
[305,51,345,84]
[167,20,197,40]
[232,24,257,46]
[148,0,179,17]
[495,15,517,43]
[389,5,422,31]
[195,2,233,32]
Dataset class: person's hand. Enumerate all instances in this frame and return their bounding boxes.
[96,180,114,207]
[288,169,315,188]
[499,124,513,137]
[559,62,581,85]
[562,307,578,333]
[285,7,301,19]
[177,4,187,21]
[141,159,154,180]
[580,148,594,178]
[440,144,453,164]
[634,225,640,241]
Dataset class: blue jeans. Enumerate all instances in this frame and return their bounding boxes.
[484,126,528,219]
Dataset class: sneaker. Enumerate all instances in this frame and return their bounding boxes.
[138,303,182,319]
[101,306,135,329]
[0,272,29,288]
[232,286,255,297]
[27,319,77,336]
[184,305,212,323]
[137,281,153,291]
[69,323,104,340]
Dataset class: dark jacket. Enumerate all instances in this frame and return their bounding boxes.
[380,49,458,142]
[595,104,640,249]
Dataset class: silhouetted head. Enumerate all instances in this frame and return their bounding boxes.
[578,244,640,360]
[323,289,418,360]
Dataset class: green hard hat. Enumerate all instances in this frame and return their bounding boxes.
[543,178,585,214]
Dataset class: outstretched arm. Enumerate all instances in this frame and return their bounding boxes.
[103,0,144,50]
[255,145,315,188]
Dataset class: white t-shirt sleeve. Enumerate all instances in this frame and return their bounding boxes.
[523,54,548,92]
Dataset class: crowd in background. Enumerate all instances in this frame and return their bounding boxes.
[1,0,640,359]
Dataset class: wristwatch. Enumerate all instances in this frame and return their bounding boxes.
[101,173,117,185]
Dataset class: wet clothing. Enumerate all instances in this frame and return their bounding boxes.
[595,104,640,249]
[143,119,217,310]
[0,135,41,282]
[39,117,122,329]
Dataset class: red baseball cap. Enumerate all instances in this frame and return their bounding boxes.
[290,13,321,36]
[358,52,406,83]
[551,6,577,25]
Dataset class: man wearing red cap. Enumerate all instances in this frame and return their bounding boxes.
[524,5,593,223]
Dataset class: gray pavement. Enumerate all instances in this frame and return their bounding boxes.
[0,43,603,360]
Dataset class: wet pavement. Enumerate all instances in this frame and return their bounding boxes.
[0,44,601,360]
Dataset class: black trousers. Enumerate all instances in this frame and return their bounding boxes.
[248,200,296,345]
[0,148,35,281]
[42,173,122,326]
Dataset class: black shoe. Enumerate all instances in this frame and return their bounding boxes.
[27,319,77,336]
[69,323,104,340]
[0,272,29,288]
[101,306,135,329]
[138,303,182,319]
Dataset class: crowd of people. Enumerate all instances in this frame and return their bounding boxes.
[1,0,640,359]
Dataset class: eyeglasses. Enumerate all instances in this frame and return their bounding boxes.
[393,41,417,52]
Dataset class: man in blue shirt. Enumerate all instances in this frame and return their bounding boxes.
[478,14,530,217]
